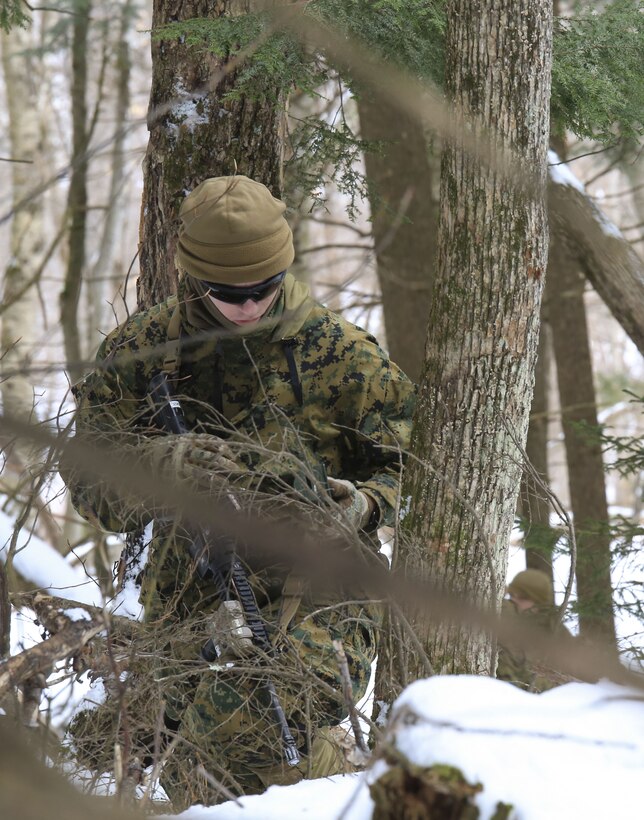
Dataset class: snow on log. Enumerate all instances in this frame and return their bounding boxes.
[548,151,644,357]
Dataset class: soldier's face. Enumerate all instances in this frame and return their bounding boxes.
[510,595,535,612]
[208,279,280,326]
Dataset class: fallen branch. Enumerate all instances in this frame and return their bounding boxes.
[548,152,644,357]
[0,617,105,697]
[10,591,139,638]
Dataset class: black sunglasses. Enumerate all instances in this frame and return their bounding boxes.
[205,271,286,305]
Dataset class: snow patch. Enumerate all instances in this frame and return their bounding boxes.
[0,510,101,606]
[548,150,624,240]
[63,607,92,622]
[163,676,644,819]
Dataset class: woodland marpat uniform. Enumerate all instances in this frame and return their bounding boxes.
[69,274,413,533]
[65,261,414,803]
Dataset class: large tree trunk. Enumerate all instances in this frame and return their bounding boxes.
[358,99,437,383]
[546,235,617,649]
[397,0,553,677]
[138,0,287,308]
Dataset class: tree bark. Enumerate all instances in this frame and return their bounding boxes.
[138,0,287,308]
[358,99,437,383]
[60,0,91,380]
[520,322,555,581]
[546,235,617,648]
[1,26,44,461]
[548,157,644,358]
[398,0,553,676]
[86,0,133,352]
[0,564,9,660]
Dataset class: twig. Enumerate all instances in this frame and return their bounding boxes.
[333,639,370,760]
[196,764,244,806]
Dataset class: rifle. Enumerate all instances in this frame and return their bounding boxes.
[147,371,301,767]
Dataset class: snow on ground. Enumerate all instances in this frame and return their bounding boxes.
[0,509,102,606]
[0,509,105,725]
[167,675,644,820]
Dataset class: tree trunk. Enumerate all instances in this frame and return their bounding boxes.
[358,98,437,383]
[138,0,287,308]
[546,235,617,648]
[59,0,91,380]
[520,322,555,581]
[1,25,44,465]
[86,0,133,352]
[398,0,553,677]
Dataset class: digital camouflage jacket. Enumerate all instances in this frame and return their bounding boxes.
[67,273,415,534]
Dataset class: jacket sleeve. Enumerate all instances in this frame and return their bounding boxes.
[337,333,416,528]
[60,331,152,533]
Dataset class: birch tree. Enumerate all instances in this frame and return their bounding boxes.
[1,24,44,465]
[395,0,553,678]
[86,0,134,353]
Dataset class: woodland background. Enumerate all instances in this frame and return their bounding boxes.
[0,0,643,814]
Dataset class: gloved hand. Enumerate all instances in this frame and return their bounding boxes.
[139,432,242,490]
[327,477,376,530]
[210,600,254,659]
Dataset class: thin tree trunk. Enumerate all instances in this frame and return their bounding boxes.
[1,26,44,464]
[546,235,617,649]
[520,322,555,581]
[138,0,286,308]
[358,99,437,383]
[86,0,133,352]
[0,564,9,660]
[398,0,553,677]
[60,0,91,380]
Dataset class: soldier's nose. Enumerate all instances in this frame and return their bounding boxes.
[239,299,259,314]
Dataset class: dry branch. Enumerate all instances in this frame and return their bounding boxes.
[0,617,104,697]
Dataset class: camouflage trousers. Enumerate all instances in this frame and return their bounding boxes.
[155,598,379,810]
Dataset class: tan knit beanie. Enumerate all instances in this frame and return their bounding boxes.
[507,569,554,607]
[175,175,294,284]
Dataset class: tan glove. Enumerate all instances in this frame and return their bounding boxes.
[210,600,254,659]
[328,477,376,530]
[139,432,242,490]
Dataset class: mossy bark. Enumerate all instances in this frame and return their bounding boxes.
[138,0,286,309]
[397,0,553,676]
